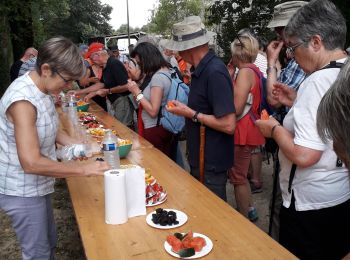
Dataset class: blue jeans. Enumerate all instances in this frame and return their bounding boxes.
[190,166,228,201]
[0,194,57,260]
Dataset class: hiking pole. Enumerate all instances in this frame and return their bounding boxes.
[268,150,280,236]
[199,125,206,183]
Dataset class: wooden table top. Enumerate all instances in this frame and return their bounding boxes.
[66,149,295,259]
[61,103,295,259]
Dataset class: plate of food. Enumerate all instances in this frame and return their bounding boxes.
[164,231,213,259]
[146,181,167,207]
[146,208,187,229]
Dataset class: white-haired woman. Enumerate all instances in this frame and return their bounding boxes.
[256,0,350,258]
[0,37,109,260]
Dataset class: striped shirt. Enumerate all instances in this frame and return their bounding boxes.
[0,73,58,197]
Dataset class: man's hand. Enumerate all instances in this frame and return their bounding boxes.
[272,82,297,108]
[165,100,194,118]
[267,40,284,65]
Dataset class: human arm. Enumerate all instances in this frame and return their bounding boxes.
[75,82,104,95]
[166,100,235,134]
[6,101,110,177]
[128,81,163,118]
[266,40,284,107]
[255,117,322,167]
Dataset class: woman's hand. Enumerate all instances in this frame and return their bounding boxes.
[255,116,280,138]
[267,40,284,65]
[272,82,297,108]
[81,160,110,176]
[127,81,141,96]
[165,100,194,118]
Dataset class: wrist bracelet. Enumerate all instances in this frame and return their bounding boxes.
[271,124,281,138]
[266,65,277,75]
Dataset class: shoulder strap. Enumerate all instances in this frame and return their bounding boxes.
[240,65,264,114]
[155,71,173,126]
[320,61,344,70]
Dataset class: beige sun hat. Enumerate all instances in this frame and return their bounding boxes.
[267,1,308,28]
[164,16,216,51]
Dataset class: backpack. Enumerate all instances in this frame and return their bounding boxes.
[157,71,190,134]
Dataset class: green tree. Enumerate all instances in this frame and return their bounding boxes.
[150,0,202,36]
[207,0,280,62]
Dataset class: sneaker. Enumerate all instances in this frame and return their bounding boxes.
[248,207,259,222]
[250,181,263,194]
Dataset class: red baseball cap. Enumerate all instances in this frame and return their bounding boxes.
[85,42,105,59]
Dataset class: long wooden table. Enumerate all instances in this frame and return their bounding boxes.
[61,104,296,259]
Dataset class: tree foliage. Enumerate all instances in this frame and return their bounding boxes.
[149,0,202,36]
[207,0,281,62]
[0,0,113,95]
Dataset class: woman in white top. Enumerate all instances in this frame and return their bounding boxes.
[256,0,350,259]
[0,37,109,260]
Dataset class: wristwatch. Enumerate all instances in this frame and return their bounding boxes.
[192,111,200,123]
[136,92,144,103]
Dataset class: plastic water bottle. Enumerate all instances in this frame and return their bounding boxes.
[102,130,120,169]
[67,94,78,125]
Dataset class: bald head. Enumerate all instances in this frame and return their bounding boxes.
[22,47,38,61]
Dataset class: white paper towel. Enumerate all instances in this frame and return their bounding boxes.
[104,167,146,225]
[125,167,146,217]
[104,169,128,225]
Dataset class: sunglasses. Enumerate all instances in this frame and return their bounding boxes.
[235,34,245,49]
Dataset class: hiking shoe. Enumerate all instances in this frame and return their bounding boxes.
[248,207,259,222]
[250,182,263,194]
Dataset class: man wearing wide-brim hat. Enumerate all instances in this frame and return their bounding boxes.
[165,16,236,201]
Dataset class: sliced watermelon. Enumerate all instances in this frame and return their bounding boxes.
[190,237,206,252]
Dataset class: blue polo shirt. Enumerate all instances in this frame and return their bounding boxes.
[186,51,235,172]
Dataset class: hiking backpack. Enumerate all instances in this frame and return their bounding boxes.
[157,71,190,134]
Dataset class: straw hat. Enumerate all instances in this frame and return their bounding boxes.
[165,16,216,51]
[267,1,308,28]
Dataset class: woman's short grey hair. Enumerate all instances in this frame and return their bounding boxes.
[284,0,346,50]
[36,36,86,79]
[317,59,350,153]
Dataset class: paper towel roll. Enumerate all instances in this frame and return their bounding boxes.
[104,169,128,225]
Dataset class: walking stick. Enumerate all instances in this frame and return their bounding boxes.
[199,125,206,183]
[268,150,280,236]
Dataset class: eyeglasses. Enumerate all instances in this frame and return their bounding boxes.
[286,42,303,57]
[54,70,72,84]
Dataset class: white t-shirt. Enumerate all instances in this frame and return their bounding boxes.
[279,58,350,211]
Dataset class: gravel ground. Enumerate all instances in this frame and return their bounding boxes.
[0,158,275,259]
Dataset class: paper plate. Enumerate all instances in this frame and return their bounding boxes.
[164,232,213,259]
[146,209,187,229]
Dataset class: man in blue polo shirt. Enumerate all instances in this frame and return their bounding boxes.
[165,16,236,201]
